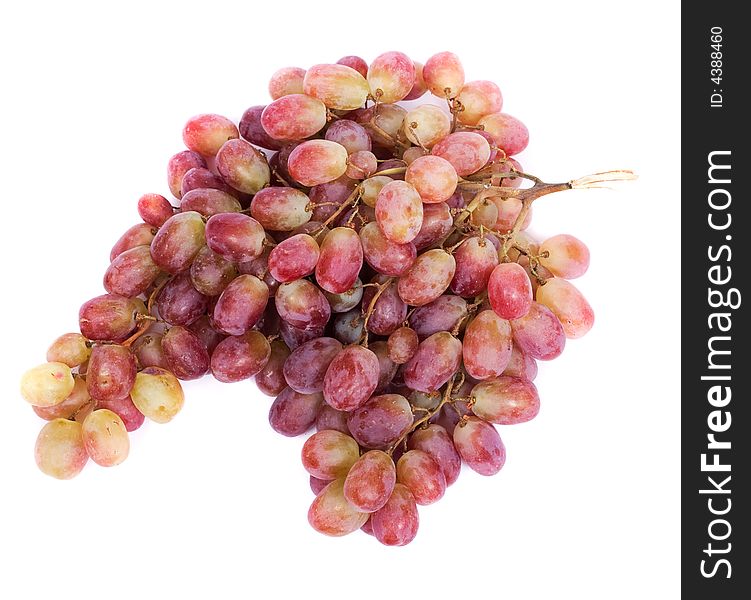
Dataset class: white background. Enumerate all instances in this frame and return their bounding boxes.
[0,1,680,598]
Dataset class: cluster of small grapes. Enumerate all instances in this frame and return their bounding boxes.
[20,50,631,546]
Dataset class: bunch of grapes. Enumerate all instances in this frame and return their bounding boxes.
[20,51,633,546]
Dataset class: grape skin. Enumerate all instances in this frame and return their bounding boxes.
[308,479,369,537]
[46,333,91,368]
[323,346,380,412]
[21,362,75,408]
[403,331,462,393]
[471,376,540,424]
[34,419,88,479]
[536,278,595,339]
[268,388,323,437]
[371,483,419,546]
[82,409,130,467]
[396,449,447,505]
[301,429,360,480]
[453,417,506,476]
[343,450,396,512]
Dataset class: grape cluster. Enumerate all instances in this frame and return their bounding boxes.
[20,51,632,546]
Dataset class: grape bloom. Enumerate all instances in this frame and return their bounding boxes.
[20,50,634,547]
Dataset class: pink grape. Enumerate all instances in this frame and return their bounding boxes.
[205,213,265,263]
[110,223,156,261]
[316,227,363,294]
[261,94,327,141]
[251,187,312,232]
[46,333,91,368]
[82,409,130,467]
[275,279,331,331]
[323,345,380,411]
[96,395,145,432]
[371,483,419,546]
[353,104,407,147]
[104,245,160,298]
[268,66,306,100]
[455,80,503,125]
[239,105,284,151]
[477,112,529,156]
[539,234,590,279]
[510,301,566,360]
[470,197,499,228]
[268,388,323,437]
[167,150,206,199]
[157,272,209,326]
[86,344,136,402]
[315,405,351,435]
[188,315,225,355]
[303,63,369,111]
[471,376,540,424]
[409,294,468,338]
[301,429,360,480]
[408,424,461,486]
[150,211,206,273]
[283,337,342,394]
[403,61,427,100]
[216,138,270,195]
[462,310,513,380]
[190,246,237,297]
[336,55,368,78]
[179,188,242,217]
[398,249,456,306]
[431,132,491,177]
[280,319,326,351]
[182,114,239,157]
[288,140,349,187]
[161,326,210,380]
[375,180,423,244]
[412,202,453,251]
[213,275,269,335]
[34,419,88,479]
[403,105,451,148]
[367,51,415,103]
[361,276,407,336]
[402,146,428,164]
[492,197,529,232]
[324,119,372,154]
[387,327,419,364]
[405,155,458,204]
[423,51,464,98]
[453,416,506,475]
[308,479,368,537]
[347,394,413,449]
[490,157,523,188]
[503,344,538,380]
[343,450,396,512]
[256,340,291,396]
[180,167,241,200]
[396,450,446,505]
[403,331,462,392]
[137,193,173,227]
[451,236,499,298]
[268,234,319,282]
[370,341,398,392]
[345,150,377,179]
[210,331,271,383]
[488,262,533,320]
[359,222,416,276]
[536,278,594,339]
[79,294,143,343]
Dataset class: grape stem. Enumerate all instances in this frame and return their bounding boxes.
[358,278,394,348]
[311,184,363,238]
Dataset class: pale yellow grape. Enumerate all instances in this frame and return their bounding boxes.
[82,409,130,467]
[131,367,185,423]
[20,362,75,407]
[361,175,393,208]
[403,105,451,148]
[34,419,88,479]
[46,333,91,368]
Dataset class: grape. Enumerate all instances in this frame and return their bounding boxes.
[138,193,174,227]
[402,146,428,164]
[268,388,323,437]
[33,376,90,421]
[451,236,499,298]
[288,140,349,187]
[431,132,491,177]
[396,449,446,505]
[488,262,533,320]
[462,310,513,380]
[345,150,377,179]
[161,325,210,380]
[536,278,594,339]
[324,119,372,154]
[470,197,498,228]
[130,367,184,424]
[360,175,391,208]
[343,450,396,512]
[150,211,206,274]
[370,341,398,392]
[96,395,145,432]
[167,150,206,199]
[490,157,523,188]
[34,419,88,479]
[323,279,363,313]
[182,114,239,157]
[315,404,351,435]
[213,275,269,336]
[367,51,415,103]
[250,186,312,232]
[375,180,423,244]
[503,344,538,380]
[409,294,468,338]
[371,483,419,546]
[283,337,342,394]
[303,64,369,111]
[359,222,416,276]
[215,138,270,195]
[423,51,464,98]
[301,429,360,479]
[46,333,90,368]
[308,479,369,537]
[387,327,419,364]
[180,188,242,217]
[210,331,271,383]
[190,246,237,297]
[104,245,160,297]
[453,416,506,475]
[539,234,590,279]
[403,105,451,148]
[403,331,462,392]
[180,168,242,200]
[347,394,412,449]
[188,315,226,355]
[403,61,427,100]
[310,475,331,495]
[86,344,137,402]
[157,272,209,326]
[471,376,540,424]
[316,227,363,294]
[267,234,319,282]
[131,332,168,369]
[82,409,130,467]
[268,66,306,99]
[110,223,157,261]
[205,213,265,263]
[323,345,379,411]
[332,309,364,345]
[455,80,503,125]
[275,279,331,331]
[408,424,461,486]
[477,112,529,156]
[79,294,143,342]
[405,155,458,204]
[261,94,327,141]
[256,340,290,396]
[511,301,566,360]
[354,104,407,147]
[337,56,368,77]
[360,278,407,336]
[279,318,325,350]
[412,202,453,251]
[238,105,284,151]
[492,197,528,232]
[397,249,456,306]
